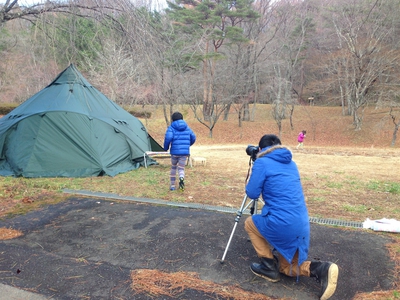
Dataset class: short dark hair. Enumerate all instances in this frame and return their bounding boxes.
[259,134,281,148]
[171,112,183,121]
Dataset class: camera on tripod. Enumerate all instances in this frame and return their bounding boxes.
[246,145,259,162]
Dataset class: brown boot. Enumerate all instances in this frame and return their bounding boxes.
[310,261,339,300]
[250,257,280,282]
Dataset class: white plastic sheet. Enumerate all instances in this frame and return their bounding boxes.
[363,218,400,233]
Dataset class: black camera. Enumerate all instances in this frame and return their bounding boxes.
[246,145,259,162]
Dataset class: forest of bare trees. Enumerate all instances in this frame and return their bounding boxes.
[0,0,399,143]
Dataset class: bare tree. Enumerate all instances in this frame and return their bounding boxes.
[0,0,128,102]
[222,0,281,124]
[328,0,400,130]
[0,0,117,24]
[262,0,315,137]
[389,108,400,146]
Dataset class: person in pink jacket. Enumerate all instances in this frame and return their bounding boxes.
[296,130,306,149]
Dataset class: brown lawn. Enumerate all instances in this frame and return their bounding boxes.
[139,105,399,222]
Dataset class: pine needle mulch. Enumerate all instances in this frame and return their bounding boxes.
[0,227,23,240]
[131,269,287,300]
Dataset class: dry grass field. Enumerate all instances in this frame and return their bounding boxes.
[137,104,400,221]
[0,104,399,299]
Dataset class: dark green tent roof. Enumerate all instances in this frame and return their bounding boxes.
[0,64,162,177]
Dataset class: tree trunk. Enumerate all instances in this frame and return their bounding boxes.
[289,105,294,130]
[390,109,399,147]
[391,125,399,147]
[203,42,210,121]
[242,102,250,121]
[223,103,231,121]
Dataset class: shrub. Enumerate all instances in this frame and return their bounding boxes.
[0,104,17,115]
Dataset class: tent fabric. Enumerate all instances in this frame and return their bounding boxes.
[0,64,162,177]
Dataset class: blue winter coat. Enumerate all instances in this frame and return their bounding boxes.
[245,145,310,266]
[163,120,196,155]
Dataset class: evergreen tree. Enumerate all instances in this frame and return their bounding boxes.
[166,0,259,121]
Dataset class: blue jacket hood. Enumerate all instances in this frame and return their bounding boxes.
[171,119,188,132]
[257,145,292,164]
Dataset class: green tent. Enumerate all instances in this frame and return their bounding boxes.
[0,64,163,177]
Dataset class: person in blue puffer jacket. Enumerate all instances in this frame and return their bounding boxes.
[163,112,196,191]
[244,134,338,300]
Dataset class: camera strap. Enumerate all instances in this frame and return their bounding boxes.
[245,158,253,185]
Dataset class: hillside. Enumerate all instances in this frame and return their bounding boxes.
[139,104,399,150]
[1,104,397,149]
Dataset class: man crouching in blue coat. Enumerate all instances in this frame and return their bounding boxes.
[244,134,338,300]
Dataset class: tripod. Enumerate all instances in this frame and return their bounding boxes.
[220,194,264,263]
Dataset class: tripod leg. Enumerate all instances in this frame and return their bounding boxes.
[221,195,252,263]
[220,222,238,263]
